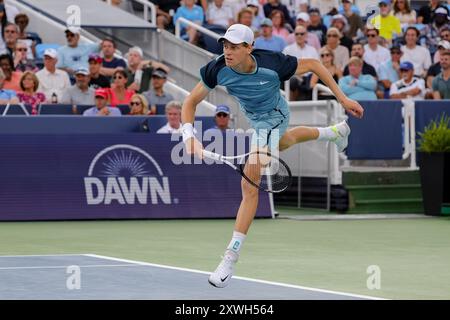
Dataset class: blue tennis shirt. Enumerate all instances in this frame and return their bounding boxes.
[200,49,298,116]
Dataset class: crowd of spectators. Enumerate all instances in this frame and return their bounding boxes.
[1,0,448,132]
[152,0,449,101]
[0,0,180,132]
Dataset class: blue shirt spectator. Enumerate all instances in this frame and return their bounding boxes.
[339,57,377,100]
[254,19,286,52]
[56,27,99,75]
[173,0,204,32]
[379,60,400,85]
[0,89,17,101]
[83,106,122,116]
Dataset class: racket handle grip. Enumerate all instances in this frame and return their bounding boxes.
[203,150,222,161]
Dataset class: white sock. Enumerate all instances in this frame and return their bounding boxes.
[317,126,337,141]
[226,231,246,256]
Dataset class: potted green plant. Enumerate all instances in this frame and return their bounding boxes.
[417,114,450,216]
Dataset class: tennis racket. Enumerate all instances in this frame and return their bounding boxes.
[202,150,292,193]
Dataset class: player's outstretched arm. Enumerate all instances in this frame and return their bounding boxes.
[296,58,364,119]
[182,81,210,158]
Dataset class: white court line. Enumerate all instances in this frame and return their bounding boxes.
[0,264,142,271]
[0,254,87,258]
[85,253,387,300]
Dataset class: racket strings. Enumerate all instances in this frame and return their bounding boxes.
[239,152,291,193]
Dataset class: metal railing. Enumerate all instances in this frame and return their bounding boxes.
[175,17,222,40]
[1,103,30,116]
[312,83,333,101]
[106,0,157,26]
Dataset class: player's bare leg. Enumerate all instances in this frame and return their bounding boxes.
[208,152,265,288]
[279,122,351,153]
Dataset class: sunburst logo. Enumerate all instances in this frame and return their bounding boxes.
[84,145,173,205]
[99,150,150,177]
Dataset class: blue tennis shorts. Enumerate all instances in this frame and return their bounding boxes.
[246,103,290,151]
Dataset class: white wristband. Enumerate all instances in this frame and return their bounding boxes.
[182,123,194,142]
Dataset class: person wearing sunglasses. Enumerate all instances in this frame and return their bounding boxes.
[363,28,390,74]
[143,68,173,115]
[204,104,232,136]
[13,39,37,72]
[369,0,402,43]
[389,61,425,100]
[310,47,342,100]
[128,94,150,115]
[285,13,321,52]
[108,69,135,108]
[14,13,41,59]
[283,25,319,100]
[379,46,403,97]
[56,26,100,78]
[330,14,353,52]
[324,27,349,72]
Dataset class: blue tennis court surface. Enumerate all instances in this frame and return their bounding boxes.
[0,254,382,300]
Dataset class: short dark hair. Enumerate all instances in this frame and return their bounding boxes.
[113,69,128,79]
[443,51,450,57]
[102,38,117,48]
[405,26,419,37]
[0,54,15,71]
[366,28,379,35]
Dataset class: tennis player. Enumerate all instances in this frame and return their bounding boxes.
[181,24,364,288]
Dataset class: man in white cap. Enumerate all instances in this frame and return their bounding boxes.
[36,48,71,104]
[60,67,95,105]
[56,26,100,77]
[181,23,364,289]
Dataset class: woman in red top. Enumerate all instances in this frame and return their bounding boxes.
[17,71,46,115]
[108,69,135,107]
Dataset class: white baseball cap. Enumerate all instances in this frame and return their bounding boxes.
[128,46,143,58]
[65,26,81,35]
[246,0,259,7]
[296,12,310,22]
[43,48,58,59]
[218,24,254,45]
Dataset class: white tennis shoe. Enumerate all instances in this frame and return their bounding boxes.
[330,121,351,153]
[208,250,238,288]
